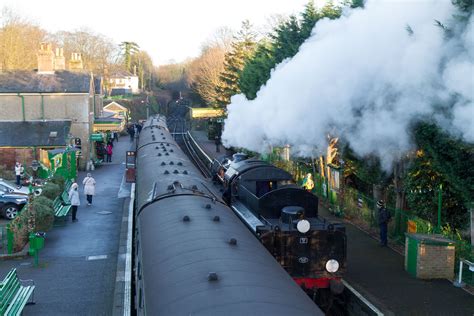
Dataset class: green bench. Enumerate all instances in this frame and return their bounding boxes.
[53,196,72,218]
[64,179,73,193]
[0,268,35,315]
[93,158,103,167]
[61,191,71,205]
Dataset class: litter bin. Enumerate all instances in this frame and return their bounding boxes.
[405,233,455,279]
[29,232,46,256]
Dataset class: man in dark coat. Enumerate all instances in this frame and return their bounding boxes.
[377,200,391,247]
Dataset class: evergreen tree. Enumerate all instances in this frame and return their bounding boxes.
[300,0,319,40]
[119,41,139,73]
[216,20,256,107]
[238,41,275,100]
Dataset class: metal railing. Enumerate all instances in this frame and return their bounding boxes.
[454,259,474,288]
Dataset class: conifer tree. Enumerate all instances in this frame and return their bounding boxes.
[215,20,256,107]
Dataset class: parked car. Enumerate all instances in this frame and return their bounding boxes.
[0,193,28,220]
[0,179,29,195]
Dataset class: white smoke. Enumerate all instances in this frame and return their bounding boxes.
[222,0,473,168]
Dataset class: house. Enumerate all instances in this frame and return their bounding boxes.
[0,43,104,170]
[0,121,72,172]
[92,101,129,133]
[108,70,139,95]
[103,101,129,121]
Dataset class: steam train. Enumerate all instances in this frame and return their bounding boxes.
[132,116,323,315]
[211,154,347,296]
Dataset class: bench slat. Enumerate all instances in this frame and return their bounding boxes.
[61,191,71,205]
[5,285,35,316]
[55,204,72,217]
[0,269,35,316]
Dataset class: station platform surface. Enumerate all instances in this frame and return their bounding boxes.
[0,136,133,315]
[190,129,474,316]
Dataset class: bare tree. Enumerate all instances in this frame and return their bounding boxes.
[186,45,226,107]
[0,8,46,70]
[51,28,118,73]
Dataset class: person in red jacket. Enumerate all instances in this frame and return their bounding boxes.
[106,143,113,162]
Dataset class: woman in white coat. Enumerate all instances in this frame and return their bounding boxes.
[68,183,80,222]
[82,173,96,206]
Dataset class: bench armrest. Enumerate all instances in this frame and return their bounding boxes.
[19,278,35,287]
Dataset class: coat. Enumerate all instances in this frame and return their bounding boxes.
[106,144,113,155]
[69,188,81,206]
[82,177,96,196]
[378,207,391,225]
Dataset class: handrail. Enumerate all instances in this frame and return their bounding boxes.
[453,258,474,288]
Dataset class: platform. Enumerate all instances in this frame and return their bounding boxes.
[0,136,133,315]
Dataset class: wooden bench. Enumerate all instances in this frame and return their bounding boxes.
[0,268,35,315]
[61,191,71,205]
[53,196,72,218]
[64,179,73,193]
[93,158,103,167]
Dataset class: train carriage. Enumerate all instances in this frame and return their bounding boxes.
[133,116,323,315]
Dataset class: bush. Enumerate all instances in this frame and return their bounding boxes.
[9,209,29,252]
[41,182,61,200]
[50,176,66,191]
[31,196,54,232]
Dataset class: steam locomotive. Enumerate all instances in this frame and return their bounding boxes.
[132,116,323,315]
[212,154,347,296]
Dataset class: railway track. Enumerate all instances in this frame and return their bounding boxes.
[167,113,211,178]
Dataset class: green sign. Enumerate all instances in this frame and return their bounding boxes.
[90,133,103,141]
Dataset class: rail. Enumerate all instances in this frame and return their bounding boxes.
[454,259,474,288]
[180,132,208,175]
[186,131,213,165]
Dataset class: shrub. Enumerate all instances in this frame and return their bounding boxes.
[8,206,29,252]
[50,176,66,191]
[41,182,61,200]
[31,196,54,232]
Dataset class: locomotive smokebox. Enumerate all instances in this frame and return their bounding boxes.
[281,206,304,224]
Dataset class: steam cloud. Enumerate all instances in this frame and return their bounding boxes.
[222,0,473,168]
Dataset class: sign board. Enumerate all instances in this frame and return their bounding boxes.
[408,220,417,233]
[191,108,224,119]
[90,133,104,141]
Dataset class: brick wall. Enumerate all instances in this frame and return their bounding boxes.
[416,244,455,279]
[0,148,34,177]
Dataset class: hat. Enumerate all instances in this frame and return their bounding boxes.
[71,183,78,189]
[377,200,385,208]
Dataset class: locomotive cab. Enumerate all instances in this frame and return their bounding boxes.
[224,158,346,292]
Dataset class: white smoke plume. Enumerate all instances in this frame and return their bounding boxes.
[221,0,473,168]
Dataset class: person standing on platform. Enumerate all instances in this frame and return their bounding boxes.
[214,135,220,152]
[128,125,135,141]
[106,143,113,162]
[82,173,96,206]
[301,173,314,193]
[69,183,80,222]
[377,200,391,247]
[14,162,24,187]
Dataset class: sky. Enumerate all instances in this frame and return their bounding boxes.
[1,0,319,65]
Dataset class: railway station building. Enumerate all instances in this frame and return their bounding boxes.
[0,43,104,170]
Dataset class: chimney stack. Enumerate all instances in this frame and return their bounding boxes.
[54,47,66,71]
[37,43,55,74]
[69,53,84,71]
